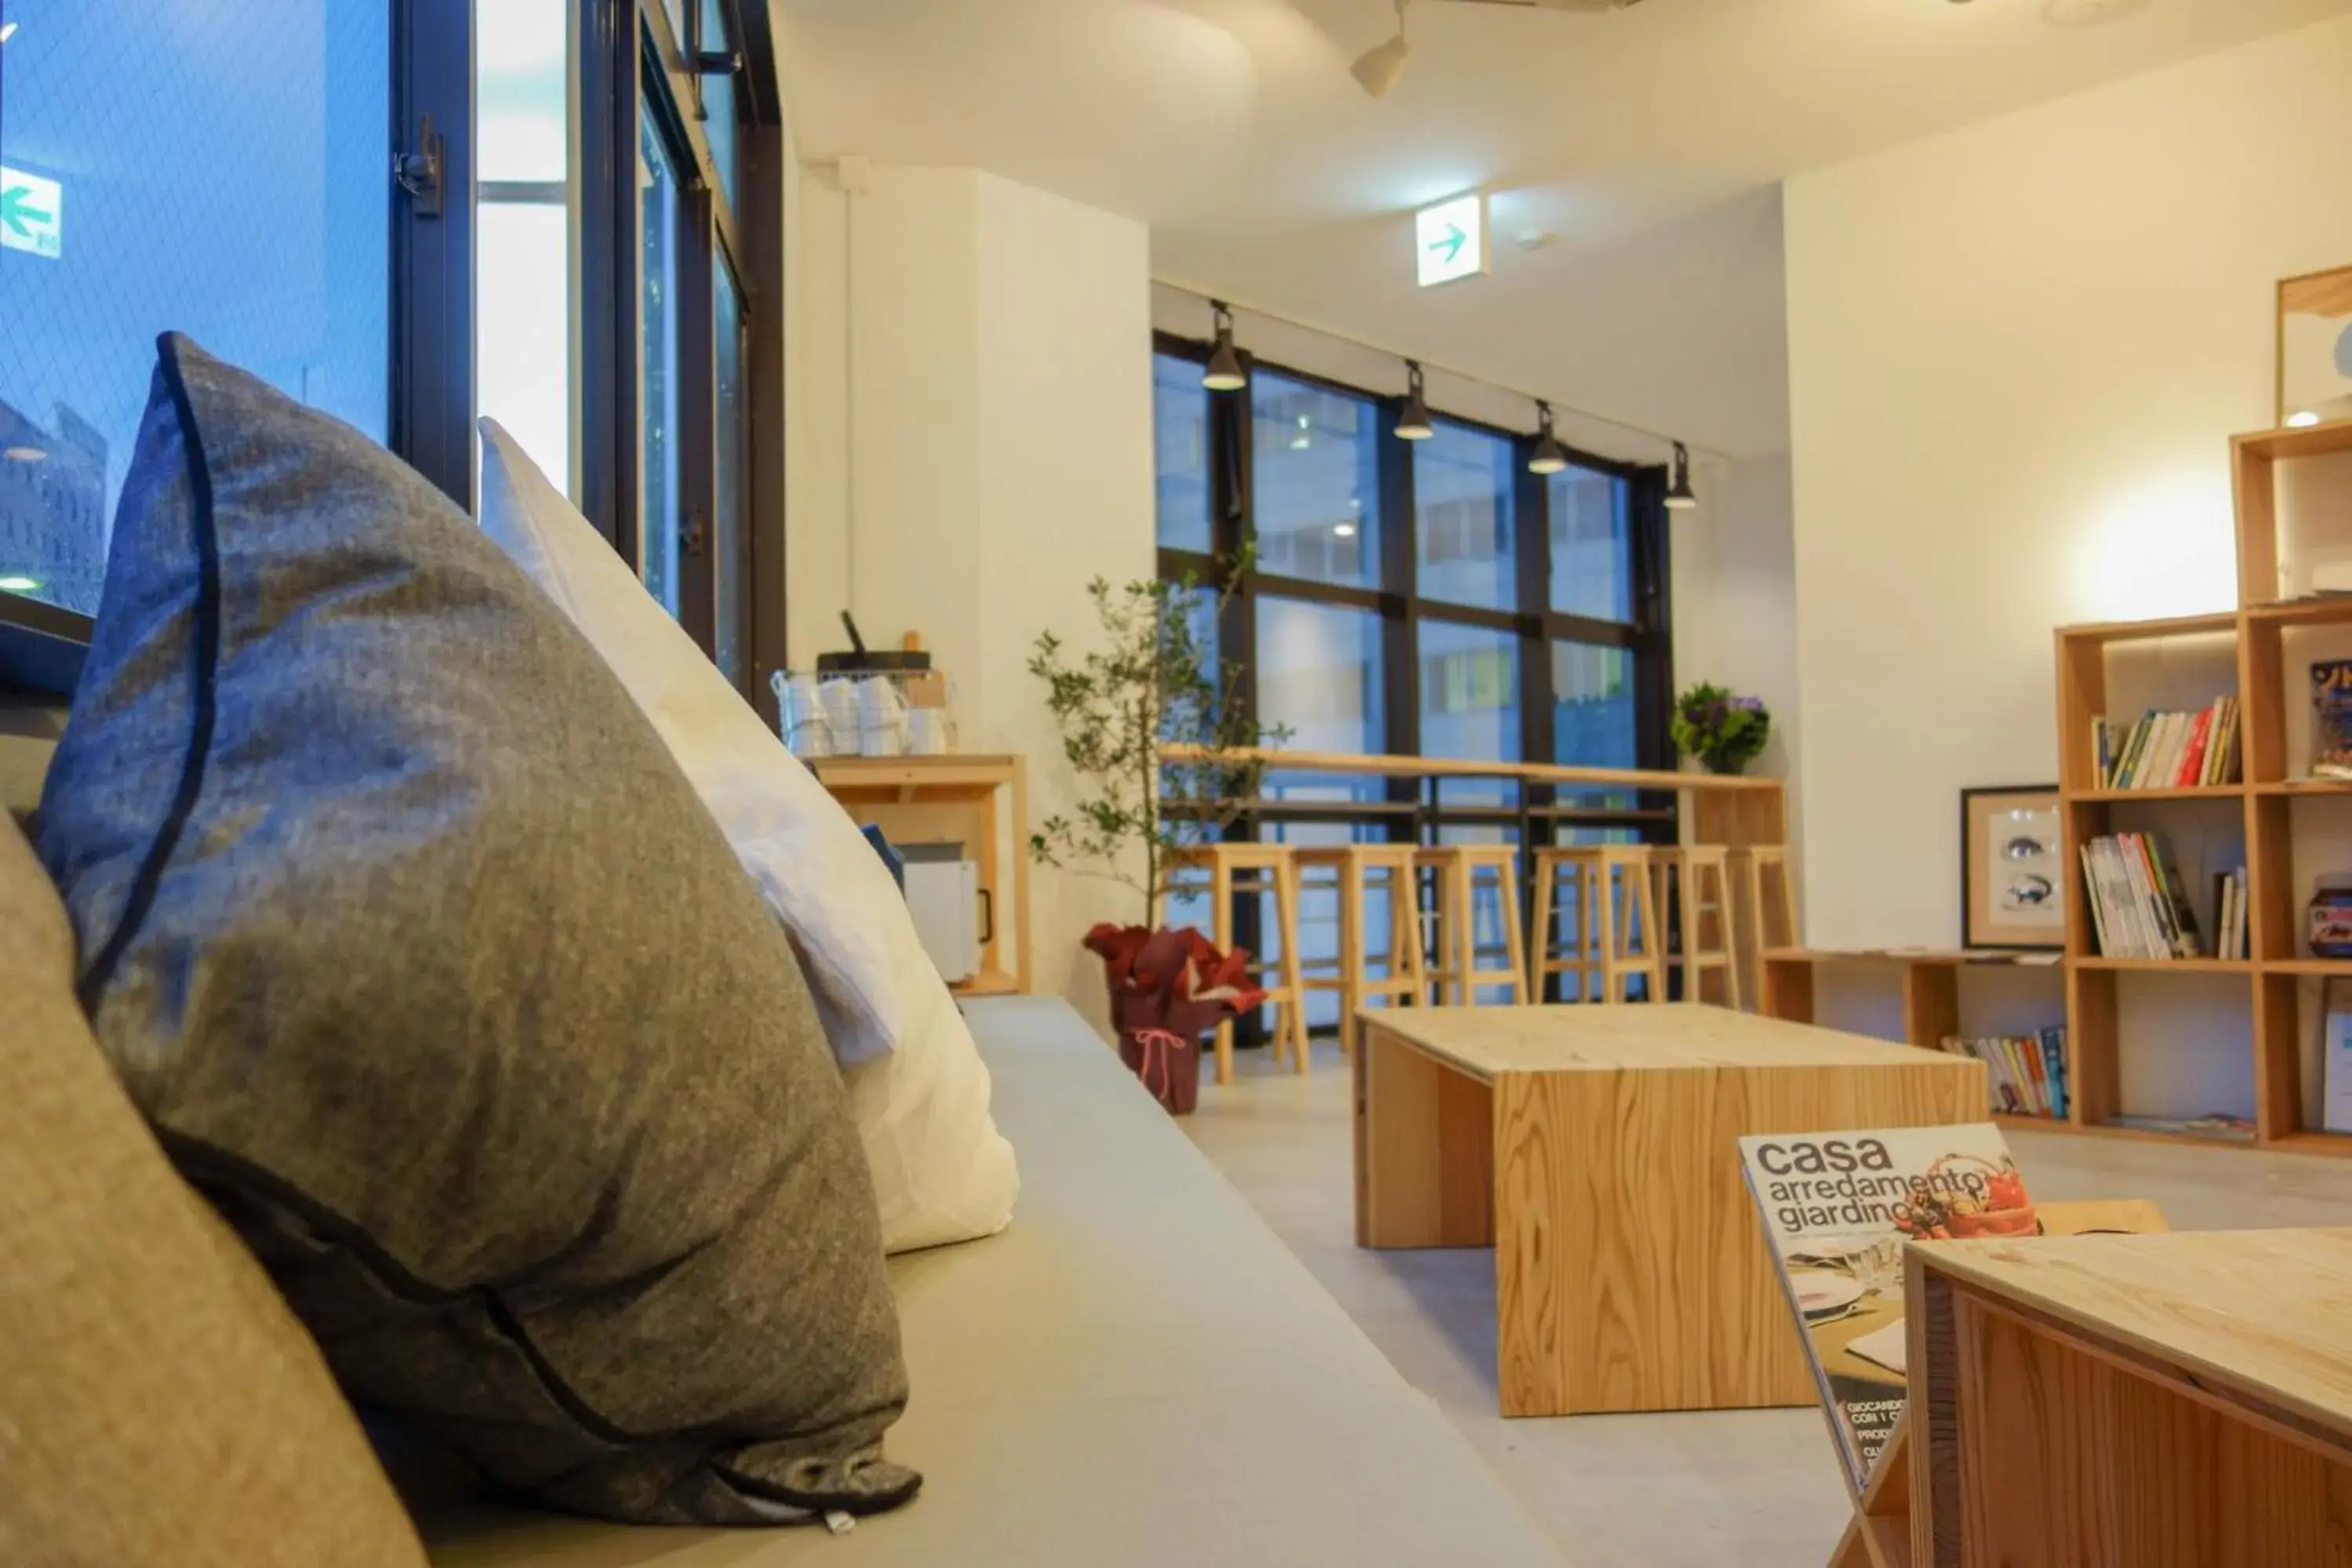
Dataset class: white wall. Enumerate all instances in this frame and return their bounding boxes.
[1786,15,2352,956]
[790,162,1156,1029]
[1673,452,1803,875]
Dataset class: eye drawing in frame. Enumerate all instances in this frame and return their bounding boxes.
[2278,264,2352,428]
[1962,786,2065,951]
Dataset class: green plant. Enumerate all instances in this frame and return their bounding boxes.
[1029,560,1286,926]
[1671,683,1771,775]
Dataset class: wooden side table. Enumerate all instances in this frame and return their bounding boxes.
[1354,1003,1984,1417]
[811,754,1030,997]
[1906,1228,2352,1567]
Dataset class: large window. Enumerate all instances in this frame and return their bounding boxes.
[1154,332,1671,1026]
[1152,331,1671,843]
[2,1,786,713]
[0,2,405,617]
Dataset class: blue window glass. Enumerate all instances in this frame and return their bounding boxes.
[714,253,746,681]
[1419,619,1520,808]
[1252,372,1379,590]
[639,108,683,617]
[1154,352,1211,552]
[1553,641,1637,769]
[0,3,390,615]
[1415,421,1517,612]
[1258,595,1385,805]
[700,0,739,211]
[477,0,573,495]
[1550,466,1633,622]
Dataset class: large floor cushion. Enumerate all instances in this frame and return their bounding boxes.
[416,999,1566,1566]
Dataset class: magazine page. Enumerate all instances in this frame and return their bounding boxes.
[1737,1123,2030,1492]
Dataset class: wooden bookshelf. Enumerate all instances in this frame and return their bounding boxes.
[2050,414,2352,1158]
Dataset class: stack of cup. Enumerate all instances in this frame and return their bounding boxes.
[771,672,836,759]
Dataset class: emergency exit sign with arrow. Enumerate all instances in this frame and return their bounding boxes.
[0,166,62,260]
[1414,191,1485,289]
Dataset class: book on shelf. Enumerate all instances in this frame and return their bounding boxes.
[2079,832,2212,960]
[2210,866,2249,961]
[2314,660,2352,781]
[1737,1124,2036,1494]
[2092,696,2239,789]
[1940,1028,2068,1120]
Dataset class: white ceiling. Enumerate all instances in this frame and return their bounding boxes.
[773,0,2352,460]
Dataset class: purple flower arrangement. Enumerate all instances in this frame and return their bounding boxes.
[1671,684,1772,775]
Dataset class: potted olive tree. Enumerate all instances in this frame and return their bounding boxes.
[1029,562,1285,1111]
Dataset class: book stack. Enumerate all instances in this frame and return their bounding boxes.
[2210,866,2249,960]
[2080,832,2205,959]
[2093,697,2241,789]
[1941,1029,2067,1120]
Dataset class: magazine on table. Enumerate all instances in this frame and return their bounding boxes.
[1736,1124,2034,1492]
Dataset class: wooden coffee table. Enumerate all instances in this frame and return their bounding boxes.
[1353,1004,1985,1418]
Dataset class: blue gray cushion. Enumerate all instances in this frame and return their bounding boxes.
[35,335,917,1526]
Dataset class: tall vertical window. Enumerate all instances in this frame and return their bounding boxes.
[1414,421,1515,612]
[0,3,392,615]
[713,252,748,682]
[1252,372,1379,590]
[1153,351,1211,553]
[637,107,684,618]
[478,0,575,495]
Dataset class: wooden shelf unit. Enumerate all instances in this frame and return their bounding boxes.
[2049,416,2352,1157]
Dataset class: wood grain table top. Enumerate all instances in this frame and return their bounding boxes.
[1359,1004,1971,1083]
[1916,1228,2352,1445]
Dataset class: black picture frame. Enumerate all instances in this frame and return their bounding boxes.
[1961,784,2066,951]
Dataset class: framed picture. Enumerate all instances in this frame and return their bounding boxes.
[2278,265,2352,427]
[1962,786,2065,950]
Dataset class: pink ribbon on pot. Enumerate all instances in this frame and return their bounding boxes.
[1129,1028,1186,1102]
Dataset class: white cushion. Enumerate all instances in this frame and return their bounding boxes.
[477,419,1018,1252]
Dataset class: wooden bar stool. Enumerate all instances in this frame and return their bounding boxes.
[1650,845,1741,1007]
[1529,845,1663,1003]
[1728,844,1799,1009]
[1294,844,1427,1057]
[1416,844,1530,1007]
[1161,843,1311,1084]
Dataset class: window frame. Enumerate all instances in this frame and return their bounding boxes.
[579,0,782,710]
[1153,329,1675,848]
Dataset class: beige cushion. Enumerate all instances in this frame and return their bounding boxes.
[0,814,430,1568]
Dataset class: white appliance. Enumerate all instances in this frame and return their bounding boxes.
[903,853,982,985]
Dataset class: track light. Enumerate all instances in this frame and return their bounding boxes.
[1352,0,1410,100]
[1528,402,1569,475]
[1396,361,1435,441]
[1202,301,1247,393]
[1664,442,1698,510]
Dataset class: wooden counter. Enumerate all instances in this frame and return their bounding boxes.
[1158,745,1787,847]
[1906,1228,2352,1566]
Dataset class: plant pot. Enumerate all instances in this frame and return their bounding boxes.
[1117,1025,1203,1116]
[1702,751,1749,776]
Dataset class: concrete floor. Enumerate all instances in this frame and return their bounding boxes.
[1180,1039,2352,1568]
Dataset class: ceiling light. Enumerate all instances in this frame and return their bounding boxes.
[1290,414,1312,451]
[0,575,40,593]
[1528,402,1570,475]
[1334,522,1359,539]
[0,23,17,44]
[2,445,45,463]
[2288,411,2323,430]
[1664,442,1697,510]
[1396,361,1435,441]
[1352,0,1410,100]
[1202,301,1246,393]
